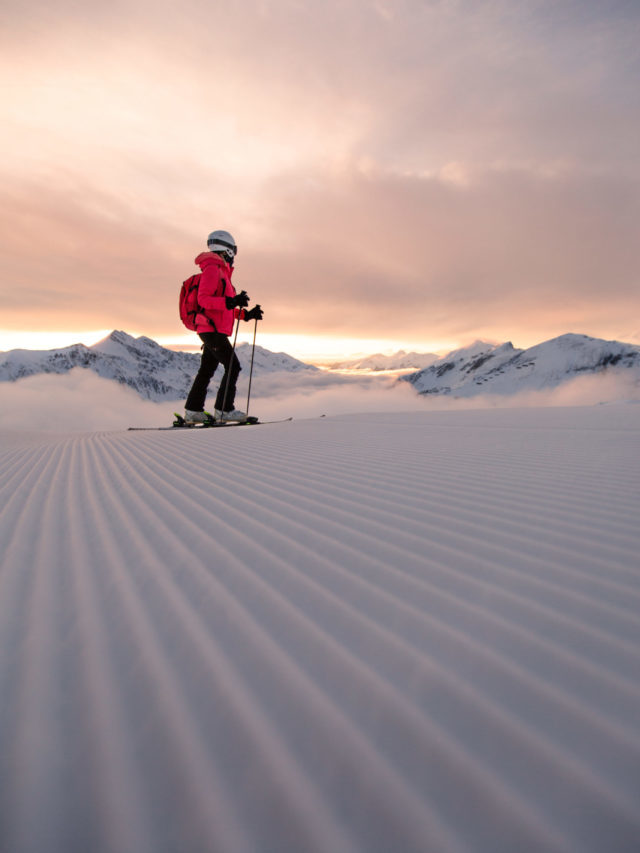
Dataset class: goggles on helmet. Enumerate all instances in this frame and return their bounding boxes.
[208,237,237,253]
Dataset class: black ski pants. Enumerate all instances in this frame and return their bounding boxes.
[185,331,241,413]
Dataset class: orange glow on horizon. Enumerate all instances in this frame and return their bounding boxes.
[0,328,461,362]
[159,332,462,362]
[0,329,115,353]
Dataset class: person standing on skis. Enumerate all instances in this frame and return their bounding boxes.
[184,230,263,424]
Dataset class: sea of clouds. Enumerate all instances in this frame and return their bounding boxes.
[0,367,638,434]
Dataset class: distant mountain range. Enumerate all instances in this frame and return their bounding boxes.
[0,330,317,401]
[402,334,640,397]
[2,330,639,403]
[328,350,439,371]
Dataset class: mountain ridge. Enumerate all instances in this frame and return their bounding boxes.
[0,330,317,401]
[327,350,440,371]
[2,330,639,402]
[402,333,640,397]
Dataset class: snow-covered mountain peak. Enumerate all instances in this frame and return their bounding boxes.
[445,340,503,361]
[0,330,317,401]
[404,334,640,397]
[92,329,164,357]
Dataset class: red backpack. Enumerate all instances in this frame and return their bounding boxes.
[179,274,202,331]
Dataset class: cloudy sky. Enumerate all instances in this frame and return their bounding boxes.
[1,0,638,359]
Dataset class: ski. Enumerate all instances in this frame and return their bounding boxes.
[173,412,259,428]
[128,415,292,431]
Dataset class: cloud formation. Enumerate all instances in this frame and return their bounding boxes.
[0,364,638,438]
[0,367,426,433]
[1,0,638,352]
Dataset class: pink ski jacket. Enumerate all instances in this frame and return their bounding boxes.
[193,251,244,335]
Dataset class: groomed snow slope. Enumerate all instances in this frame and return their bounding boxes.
[1,407,640,853]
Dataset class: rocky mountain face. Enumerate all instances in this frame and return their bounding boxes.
[402,334,640,397]
[0,330,317,401]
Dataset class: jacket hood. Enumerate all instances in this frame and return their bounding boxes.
[194,251,229,270]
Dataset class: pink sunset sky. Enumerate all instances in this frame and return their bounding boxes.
[1,0,638,360]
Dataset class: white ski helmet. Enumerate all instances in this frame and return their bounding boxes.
[207,229,237,261]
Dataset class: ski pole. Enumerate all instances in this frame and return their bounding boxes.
[220,311,242,416]
[245,314,259,416]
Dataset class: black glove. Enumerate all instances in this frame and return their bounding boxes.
[226,290,249,309]
[244,304,264,321]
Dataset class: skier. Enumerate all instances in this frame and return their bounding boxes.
[184,230,263,424]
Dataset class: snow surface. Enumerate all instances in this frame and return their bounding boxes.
[1,406,640,853]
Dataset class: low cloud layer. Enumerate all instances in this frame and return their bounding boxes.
[0,367,637,437]
[0,368,430,433]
